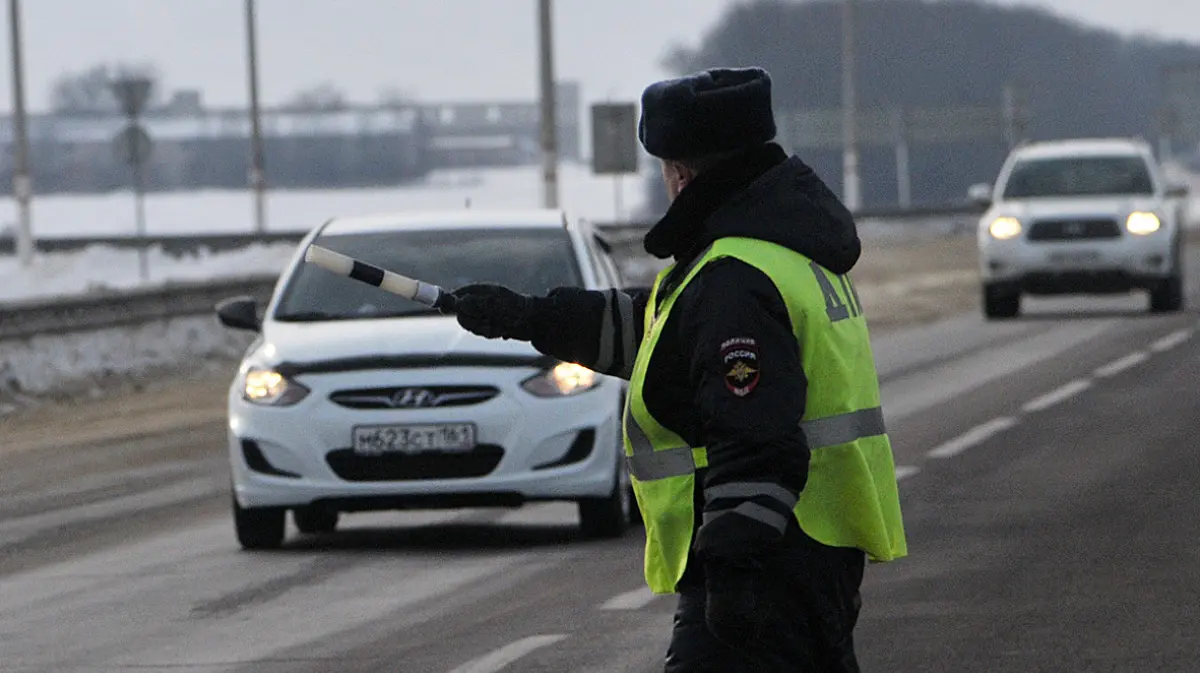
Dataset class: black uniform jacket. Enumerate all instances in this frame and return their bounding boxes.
[526,142,863,562]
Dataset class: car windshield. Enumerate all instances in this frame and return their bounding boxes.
[273,227,582,321]
[1001,155,1155,199]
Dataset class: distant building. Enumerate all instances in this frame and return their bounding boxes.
[0,82,582,195]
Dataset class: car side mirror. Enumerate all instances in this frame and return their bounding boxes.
[1166,183,1190,199]
[216,296,261,332]
[968,183,993,207]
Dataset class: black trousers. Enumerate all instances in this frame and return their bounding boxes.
[663,525,866,672]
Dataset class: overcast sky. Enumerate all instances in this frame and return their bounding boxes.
[0,0,1195,113]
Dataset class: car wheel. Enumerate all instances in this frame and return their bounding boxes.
[983,284,1020,320]
[578,462,632,539]
[232,492,286,550]
[1150,273,1184,313]
[293,506,339,535]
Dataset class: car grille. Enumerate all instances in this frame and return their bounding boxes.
[325,445,504,481]
[1027,218,1121,241]
[329,385,499,410]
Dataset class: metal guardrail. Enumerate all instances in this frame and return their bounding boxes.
[0,232,308,257]
[0,276,279,341]
[0,203,985,257]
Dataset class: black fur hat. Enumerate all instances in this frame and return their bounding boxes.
[638,67,777,160]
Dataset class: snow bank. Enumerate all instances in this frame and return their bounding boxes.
[0,314,254,397]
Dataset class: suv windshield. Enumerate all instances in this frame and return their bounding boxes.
[1001,155,1155,199]
[274,227,582,321]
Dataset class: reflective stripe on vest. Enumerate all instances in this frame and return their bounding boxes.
[624,405,887,481]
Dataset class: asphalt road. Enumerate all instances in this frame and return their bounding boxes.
[2,262,1199,672]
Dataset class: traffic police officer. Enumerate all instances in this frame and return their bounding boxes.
[449,67,907,672]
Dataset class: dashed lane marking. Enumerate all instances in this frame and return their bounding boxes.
[1021,379,1092,413]
[1150,328,1193,353]
[895,465,921,480]
[927,417,1019,459]
[1093,351,1150,379]
[445,634,569,673]
[599,587,659,611]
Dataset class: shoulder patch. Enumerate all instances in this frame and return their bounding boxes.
[720,337,760,397]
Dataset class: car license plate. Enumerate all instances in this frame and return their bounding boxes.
[352,423,476,455]
[1047,250,1100,266]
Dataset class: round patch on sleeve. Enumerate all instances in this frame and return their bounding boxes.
[720,337,760,397]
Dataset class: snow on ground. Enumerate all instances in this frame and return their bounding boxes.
[0,162,653,304]
[0,313,255,397]
[0,162,648,238]
[0,243,298,304]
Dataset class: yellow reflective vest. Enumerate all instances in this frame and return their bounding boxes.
[624,236,908,594]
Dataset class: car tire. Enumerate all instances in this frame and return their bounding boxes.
[983,284,1020,320]
[293,506,339,535]
[232,492,286,550]
[1150,273,1184,313]
[578,462,632,539]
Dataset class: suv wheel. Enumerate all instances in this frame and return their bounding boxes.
[983,284,1020,319]
[232,492,286,550]
[293,506,339,535]
[1150,273,1184,313]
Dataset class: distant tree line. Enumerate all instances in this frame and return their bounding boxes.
[638,0,1200,219]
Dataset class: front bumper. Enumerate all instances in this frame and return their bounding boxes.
[980,234,1178,294]
[228,366,623,510]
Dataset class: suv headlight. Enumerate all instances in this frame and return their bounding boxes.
[988,217,1022,240]
[242,368,310,406]
[1126,211,1161,235]
[521,362,599,397]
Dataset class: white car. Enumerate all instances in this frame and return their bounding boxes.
[215,210,636,549]
[971,138,1189,318]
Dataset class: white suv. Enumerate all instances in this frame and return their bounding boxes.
[215,210,636,549]
[972,138,1189,318]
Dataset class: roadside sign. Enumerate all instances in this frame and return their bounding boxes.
[114,123,153,166]
[110,76,154,119]
[591,103,638,174]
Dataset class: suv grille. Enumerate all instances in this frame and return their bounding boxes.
[329,385,498,410]
[1027,218,1121,241]
[326,445,504,481]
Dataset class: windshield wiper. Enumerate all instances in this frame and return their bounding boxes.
[372,308,443,319]
[273,311,348,322]
[274,308,444,322]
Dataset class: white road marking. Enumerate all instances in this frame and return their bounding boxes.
[600,586,659,611]
[446,634,569,673]
[894,465,921,480]
[1021,379,1092,413]
[1093,351,1150,378]
[1150,329,1193,353]
[928,417,1018,459]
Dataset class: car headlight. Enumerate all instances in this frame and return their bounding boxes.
[1126,211,1161,235]
[521,362,599,397]
[988,217,1022,240]
[242,368,310,406]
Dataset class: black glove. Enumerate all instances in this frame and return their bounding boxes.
[450,283,540,341]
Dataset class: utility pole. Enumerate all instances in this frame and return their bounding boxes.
[245,0,267,233]
[537,0,559,209]
[7,0,33,266]
[840,0,861,212]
